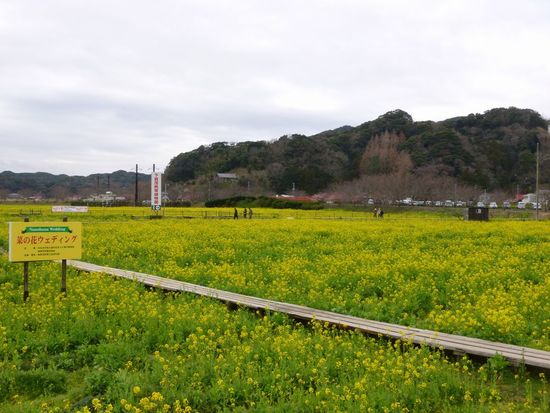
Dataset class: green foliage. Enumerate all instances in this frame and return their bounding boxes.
[443,107,547,130]
[85,370,114,395]
[364,155,383,174]
[163,107,548,194]
[0,212,549,411]
[0,262,546,412]
[205,196,323,210]
[204,195,256,207]
[13,369,67,399]
[363,109,414,135]
[277,165,334,194]
[401,128,473,175]
[439,107,548,191]
[487,354,509,379]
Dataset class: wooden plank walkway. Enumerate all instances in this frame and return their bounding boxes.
[67,259,550,371]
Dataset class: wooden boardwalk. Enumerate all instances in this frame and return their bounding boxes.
[67,259,550,371]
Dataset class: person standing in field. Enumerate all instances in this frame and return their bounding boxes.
[243,208,248,219]
[233,208,238,219]
[379,209,384,218]
[373,208,379,218]
[248,208,253,219]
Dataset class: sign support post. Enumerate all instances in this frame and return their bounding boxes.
[61,216,68,296]
[23,261,29,301]
[23,217,29,302]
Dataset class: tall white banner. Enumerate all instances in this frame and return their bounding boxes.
[151,172,162,210]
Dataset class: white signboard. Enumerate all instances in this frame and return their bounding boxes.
[52,206,89,213]
[151,172,162,210]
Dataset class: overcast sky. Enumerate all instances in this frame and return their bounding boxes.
[1,0,549,175]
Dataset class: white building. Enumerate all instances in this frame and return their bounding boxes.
[83,191,126,205]
[522,193,537,203]
[216,173,238,180]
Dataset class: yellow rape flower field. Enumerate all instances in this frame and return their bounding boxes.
[0,206,549,412]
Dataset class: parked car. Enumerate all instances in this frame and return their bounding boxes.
[444,200,454,207]
[489,202,498,208]
[476,201,485,207]
[503,201,511,209]
[434,201,442,207]
[517,201,526,209]
[456,201,464,207]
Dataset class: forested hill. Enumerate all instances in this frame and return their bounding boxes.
[0,170,149,199]
[165,107,549,194]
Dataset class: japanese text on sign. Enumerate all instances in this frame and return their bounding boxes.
[8,222,82,262]
[151,172,162,210]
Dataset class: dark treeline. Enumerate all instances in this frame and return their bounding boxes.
[0,170,149,199]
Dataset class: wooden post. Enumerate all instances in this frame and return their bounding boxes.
[23,261,29,301]
[61,216,68,295]
[23,217,29,302]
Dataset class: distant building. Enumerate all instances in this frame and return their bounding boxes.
[7,193,24,200]
[274,194,317,202]
[28,193,44,201]
[83,191,126,205]
[522,193,537,203]
[216,173,238,180]
[478,192,491,204]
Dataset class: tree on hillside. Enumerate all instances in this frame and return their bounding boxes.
[359,131,412,176]
[400,127,473,178]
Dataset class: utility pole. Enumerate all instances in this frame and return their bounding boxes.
[454,183,457,203]
[536,141,540,221]
[135,164,138,206]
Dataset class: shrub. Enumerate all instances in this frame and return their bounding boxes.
[13,369,67,398]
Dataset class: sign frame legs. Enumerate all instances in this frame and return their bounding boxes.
[61,216,68,296]
[23,217,29,302]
